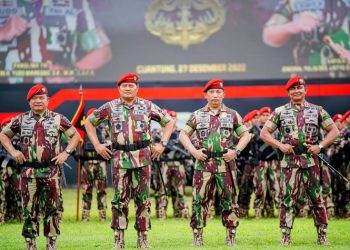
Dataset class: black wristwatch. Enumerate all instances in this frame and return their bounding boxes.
[160,141,168,147]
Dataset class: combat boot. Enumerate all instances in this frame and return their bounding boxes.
[156,207,166,220]
[239,208,248,218]
[113,230,125,249]
[137,231,150,248]
[280,227,291,246]
[226,227,236,246]
[46,237,58,250]
[192,228,203,246]
[267,208,275,218]
[180,208,189,219]
[25,237,37,250]
[326,207,335,219]
[317,224,330,245]
[81,209,90,222]
[255,208,262,219]
[99,209,106,221]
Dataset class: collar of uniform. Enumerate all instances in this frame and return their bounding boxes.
[203,104,226,112]
[29,109,50,119]
[119,97,140,107]
[287,100,310,109]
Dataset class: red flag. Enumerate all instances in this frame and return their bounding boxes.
[71,85,85,140]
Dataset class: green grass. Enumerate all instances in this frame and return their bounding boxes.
[1,188,350,249]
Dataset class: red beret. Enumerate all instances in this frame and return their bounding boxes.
[332,114,342,122]
[86,108,96,117]
[259,106,272,114]
[1,116,12,127]
[243,110,259,122]
[340,110,350,123]
[203,79,224,92]
[285,75,305,91]
[26,84,48,101]
[117,72,139,86]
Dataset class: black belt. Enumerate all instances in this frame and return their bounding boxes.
[204,149,228,159]
[293,146,309,155]
[112,140,151,152]
[24,160,54,168]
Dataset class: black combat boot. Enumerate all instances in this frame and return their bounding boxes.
[81,209,90,222]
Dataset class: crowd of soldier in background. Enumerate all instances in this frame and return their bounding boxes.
[0,108,349,225]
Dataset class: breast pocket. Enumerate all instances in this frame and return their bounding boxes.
[281,118,295,134]
[197,122,209,139]
[220,122,233,139]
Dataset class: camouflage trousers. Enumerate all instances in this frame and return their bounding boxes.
[320,166,334,210]
[111,165,151,231]
[280,165,327,229]
[21,176,61,238]
[237,162,255,210]
[190,169,239,229]
[82,159,107,211]
[154,162,189,217]
[0,169,4,222]
[4,165,22,221]
[253,160,281,209]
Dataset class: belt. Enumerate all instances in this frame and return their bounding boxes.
[293,146,309,155]
[112,140,151,152]
[24,160,54,168]
[203,149,228,159]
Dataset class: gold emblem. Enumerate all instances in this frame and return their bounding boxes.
[145,0,226,49]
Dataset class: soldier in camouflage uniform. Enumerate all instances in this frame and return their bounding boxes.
[155,110,190,219]
[179,79,250,247]
[81,108,109,222]
[0,84,81,250]
[260,75,339,246]
[263,0,350,77]
[85,72,175,249]
[237,110,260,218]
[0,0,111,84]
[253,107,281,219]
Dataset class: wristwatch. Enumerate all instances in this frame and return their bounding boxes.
[318,144,324,149]
[160,141,168,147]
[234,148,241,156]
[64,146,71,154]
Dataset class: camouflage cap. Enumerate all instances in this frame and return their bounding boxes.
[285,75,305,91]
[117,72,139,86]
[26,84,48,101]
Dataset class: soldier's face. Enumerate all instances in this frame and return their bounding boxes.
[288,84,306,104]
[259,112,270,125]
[29,94,49,114]
[118,82,139,100]
[204,88,224,109]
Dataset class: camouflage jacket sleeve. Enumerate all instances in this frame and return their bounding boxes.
[233,111,247,136]
[150,102,172,127]
[264,106,282,132]
[264,0,291,27]
[78,0,110,51]
[1,115,21,139]
[60,114,77,138]
[182,112,197,137]
[87,102,110,127]
[318,106,333,129]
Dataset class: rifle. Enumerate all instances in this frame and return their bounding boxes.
[317,153,348,183]
[152,159,168,196]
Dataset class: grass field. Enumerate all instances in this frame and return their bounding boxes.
[1,188,349,250]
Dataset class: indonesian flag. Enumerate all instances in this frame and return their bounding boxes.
[71,85,85,141]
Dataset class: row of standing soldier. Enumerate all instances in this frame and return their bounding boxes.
[0,73,349,249]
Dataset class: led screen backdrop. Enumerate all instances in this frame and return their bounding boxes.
[0,0,349,84]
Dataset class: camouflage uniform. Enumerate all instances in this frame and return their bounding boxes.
[87,97,171,238]
[265,0,350,77]
[1,110,76,240]
[265,101,334,240]
[81,122,109,221]
[182,104,247,234]
[0,0,110,84]
[155,129,190,219]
